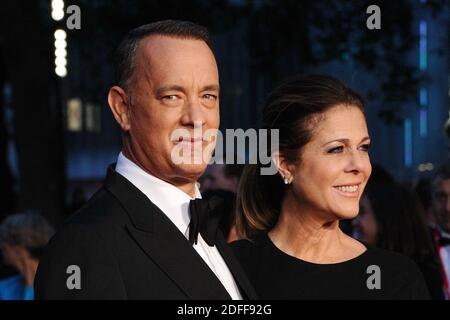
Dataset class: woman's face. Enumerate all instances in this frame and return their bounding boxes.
[287,105,372,221]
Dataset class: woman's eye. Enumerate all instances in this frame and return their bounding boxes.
[360,143,371,152]
[327,146,344,154]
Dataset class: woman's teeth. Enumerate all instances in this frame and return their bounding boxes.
[334,185,358,193]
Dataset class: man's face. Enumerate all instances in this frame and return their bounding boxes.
[432,178,450,233]
[123,36,220,185]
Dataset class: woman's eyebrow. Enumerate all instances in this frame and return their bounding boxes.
[321,136,371,147]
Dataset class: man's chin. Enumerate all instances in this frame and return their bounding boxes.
[174,163,208,180]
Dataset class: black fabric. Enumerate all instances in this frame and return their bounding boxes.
[188,197,224,246]
[231,233,430,300]
[439,236,450,247]
[34,165,257,300]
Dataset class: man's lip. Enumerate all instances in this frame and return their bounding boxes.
[172,137,205,143]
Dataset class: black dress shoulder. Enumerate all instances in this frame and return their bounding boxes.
[231,233,430,300]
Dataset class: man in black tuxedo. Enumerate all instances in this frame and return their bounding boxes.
[34,20,256,300]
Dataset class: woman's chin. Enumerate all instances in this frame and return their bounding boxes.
[334,209,359,221]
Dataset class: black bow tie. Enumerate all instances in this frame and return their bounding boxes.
[188,196,225,247]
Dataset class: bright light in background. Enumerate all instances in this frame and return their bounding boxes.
[418,16,429,139]
[419,86,428,137]
[51,0,65,21]
[67,98,82,131]
[55,66,67,77]
[419,20,427,71]
[54,29,67,77]
[418,162,434,172]
[419,109,428,137]
[54,29,66,40]
[419,87,428,106]
[404,118,413,168]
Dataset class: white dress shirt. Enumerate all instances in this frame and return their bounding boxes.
[115,152,242,300]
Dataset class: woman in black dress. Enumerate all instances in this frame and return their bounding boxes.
[231,74,430,299]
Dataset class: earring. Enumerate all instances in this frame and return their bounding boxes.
[283,176,290,185]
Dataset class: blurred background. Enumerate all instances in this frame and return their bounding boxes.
[0,0,448,228]
[0,0,449,300]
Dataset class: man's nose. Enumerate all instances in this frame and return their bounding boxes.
[180,97,205,128]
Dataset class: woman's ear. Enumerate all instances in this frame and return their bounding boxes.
[272,151,293,184]
[107,86,132,131]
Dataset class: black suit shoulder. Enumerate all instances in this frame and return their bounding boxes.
[67,188,127,231]
[35,188,129,299]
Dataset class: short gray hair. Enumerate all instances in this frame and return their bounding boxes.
[114,20,213,92]
[0,211,55,259]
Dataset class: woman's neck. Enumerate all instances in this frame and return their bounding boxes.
[269,192,365,264]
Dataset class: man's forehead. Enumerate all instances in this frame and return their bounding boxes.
[133,35,218,85]
[137,34,214,62]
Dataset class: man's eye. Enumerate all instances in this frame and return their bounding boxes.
[327,146,343,154]
[202,94,217,101]
[162,95,178,101]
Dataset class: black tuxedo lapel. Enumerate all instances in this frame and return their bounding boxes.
[215,233,258,300]
[104,166,231,300]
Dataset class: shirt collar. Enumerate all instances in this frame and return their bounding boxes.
[115,152,201,235]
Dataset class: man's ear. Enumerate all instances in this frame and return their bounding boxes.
[107,86,131,131]
[272,151,293,183]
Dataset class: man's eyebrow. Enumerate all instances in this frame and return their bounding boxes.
[155,84,220,96]
[321,136,371,147]
[155,85,185,96]
[201,84,220,92]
